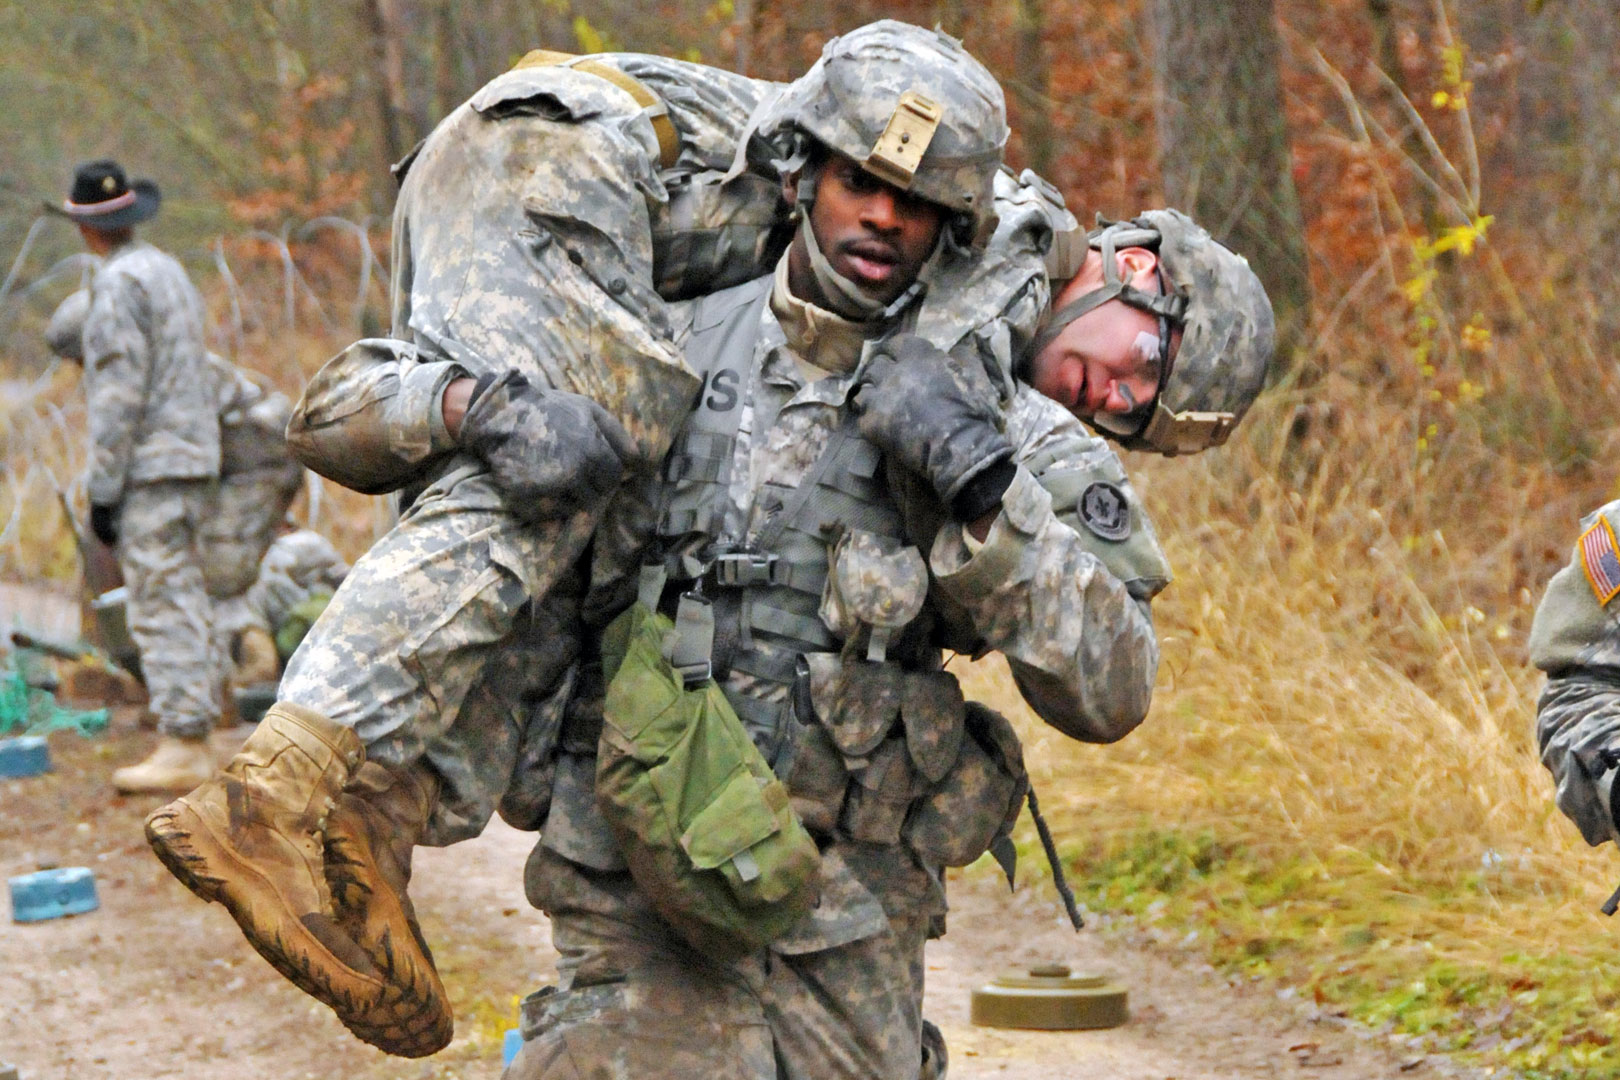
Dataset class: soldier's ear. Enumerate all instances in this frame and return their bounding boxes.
[781,169,801,210]
[1115,246,1158,289]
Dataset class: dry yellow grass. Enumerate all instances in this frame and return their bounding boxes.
[956,321,1620,1073]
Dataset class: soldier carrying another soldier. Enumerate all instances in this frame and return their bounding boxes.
[145,22,1273,1073]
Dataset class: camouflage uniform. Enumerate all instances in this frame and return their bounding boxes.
[82,240,222,739]
[241,529,349,636]
[47,285,304,687]
[1531,499,1620,845]
[504,240,1166,1079]
[199,354,304,602]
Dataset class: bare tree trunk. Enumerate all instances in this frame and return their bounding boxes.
[364,0,411,169]
[1369,0,1443,249]
[1012,0,1054,177]
[433,0,459,121]
[733,0,757,76]
[1152,0,1311,357]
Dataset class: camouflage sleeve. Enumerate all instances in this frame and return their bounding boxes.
[1008,388,1172,601]
[911,168,1072,398]
[285,338,465,495]
[929,467,1159,744]
[80,272,152,506]
[1529,499,1620,847]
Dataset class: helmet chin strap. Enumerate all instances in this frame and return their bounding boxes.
[799,209,889,321]
[793,162,937,323]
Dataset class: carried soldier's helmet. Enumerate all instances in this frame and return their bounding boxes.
[757,20,1009,248]
[1037,209,1276,456]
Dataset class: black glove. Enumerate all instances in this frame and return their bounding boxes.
[89,503,120,546]
[854,335,1016,522]
[457,370,636,522]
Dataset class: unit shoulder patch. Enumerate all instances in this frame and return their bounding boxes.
[1078,481,1131,542]
[1579,515,1620,606]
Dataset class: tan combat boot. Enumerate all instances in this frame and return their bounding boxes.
[111,736,214,794]
[231,625,282,686]
[144,704,396,1046]
[324,761,453,1056]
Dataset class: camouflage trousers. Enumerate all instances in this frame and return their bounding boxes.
[202,465,304,681]
[119,480,222,740]
[279,458,595,843]
[506,845,930,1080]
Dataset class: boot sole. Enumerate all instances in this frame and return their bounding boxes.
[146,801,451,1057]
[326,846,454,1054]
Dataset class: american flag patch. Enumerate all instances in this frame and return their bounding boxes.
[1580,516,1620,606]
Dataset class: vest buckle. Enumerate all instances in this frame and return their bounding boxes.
[710,551,780,587]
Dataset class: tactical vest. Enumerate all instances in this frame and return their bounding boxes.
[654,276,915,752]
[647,275,1029,870]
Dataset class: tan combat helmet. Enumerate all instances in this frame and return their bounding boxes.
[45,288,90,362]
[756,20,1009,253]
[1035,209,1276,456]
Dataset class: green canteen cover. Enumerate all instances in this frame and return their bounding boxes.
[596,603,822,960]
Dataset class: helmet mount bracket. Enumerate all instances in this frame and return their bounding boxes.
[864,90,944,191]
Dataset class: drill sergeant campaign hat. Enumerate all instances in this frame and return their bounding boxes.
[1033,209,1276,456]
[50,159,163,230]
[752,20,1009,317]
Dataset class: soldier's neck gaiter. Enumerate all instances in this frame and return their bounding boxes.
[770,250,879,378]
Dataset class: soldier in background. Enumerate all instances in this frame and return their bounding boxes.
[53,160,225,794]
[45,288,306,713]
[224,523,349,686]
[1531,503,1620,875]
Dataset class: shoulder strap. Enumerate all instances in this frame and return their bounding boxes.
[512,49,680,170]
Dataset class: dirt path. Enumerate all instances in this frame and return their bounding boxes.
[1,582,1470,1080]
[2,718,1474,1080]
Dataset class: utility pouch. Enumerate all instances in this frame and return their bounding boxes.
[806,653,902,759]
[595,602,822,959]
[820,530,928,662]
[839,737,917,845]
[904,702,1029,868]
[899,669,967,784]
[783,720,849,836]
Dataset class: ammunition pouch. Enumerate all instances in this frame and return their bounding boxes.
[904,702,1028,868]
[786,653,1024,870]
[840,738,918,845]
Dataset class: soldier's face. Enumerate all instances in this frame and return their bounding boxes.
[1030,250,1178,423]
[790,154,945,306]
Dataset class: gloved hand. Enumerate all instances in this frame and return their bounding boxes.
[457,370,636,522]
[854,335,1016,522]
[89,503,120,546]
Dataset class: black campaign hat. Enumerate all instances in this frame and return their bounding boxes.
[52,160,161,229]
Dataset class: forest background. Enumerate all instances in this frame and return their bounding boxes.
[2,0,1619,1076]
